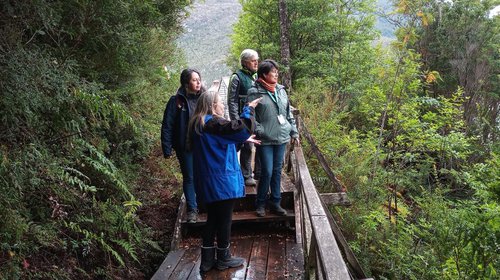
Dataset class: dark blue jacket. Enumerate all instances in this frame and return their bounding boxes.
[161,88,199,157]
[192,106,255,204]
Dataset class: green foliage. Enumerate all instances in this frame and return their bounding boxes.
[412,0,500,145]
[231,0,377,101]
[0,0,188,278]
[232,0,500,278]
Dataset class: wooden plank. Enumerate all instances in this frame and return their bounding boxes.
[168,246,200,280]
[310,215,350,279]
[294,146,324,216]
[170,194,186,250]
[286,238,305,280]
[320,192,351,206]
[294,178,303,244]
[183,209,295,225]
[301,194,313,258]
[224,237,254,280]
[266,235,287,280]
[186,257,201,280]
[151,249,186,280]
[246,237,269,280]
[289,151,303,244]
[281,169,296,193]
[293,144,350,279]
[298,115,344,192]
[321,198,367,279]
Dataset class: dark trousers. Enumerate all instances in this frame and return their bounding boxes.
[202,199,235,248]
[176,150,197,211]
[240,142,261,180]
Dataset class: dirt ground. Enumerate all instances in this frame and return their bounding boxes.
[134,145,181,278]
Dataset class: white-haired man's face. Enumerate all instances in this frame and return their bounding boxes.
[244,56,259,72]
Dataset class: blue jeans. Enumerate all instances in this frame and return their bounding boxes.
[256,144,286,207]
[176,150,197,211]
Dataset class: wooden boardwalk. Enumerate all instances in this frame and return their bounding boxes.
[152,175,305,280]
[152,225,304,280]
[151,106,370,280]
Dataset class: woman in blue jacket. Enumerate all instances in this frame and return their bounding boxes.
[161,68,205,223]
[188,91,261,273]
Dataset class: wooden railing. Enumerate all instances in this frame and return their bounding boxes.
[287,110,370,280]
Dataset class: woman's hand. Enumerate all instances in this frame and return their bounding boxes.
[245,134,261,145]
[247,97,263,108]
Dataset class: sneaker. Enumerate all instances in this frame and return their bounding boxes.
[256,206,265,217]
[186,209,198,223]
[270,204,287,216]
[244,177,257,186]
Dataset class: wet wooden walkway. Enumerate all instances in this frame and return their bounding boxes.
[152,105,371,280]
[152,175,305,280]
[153,225,304,280]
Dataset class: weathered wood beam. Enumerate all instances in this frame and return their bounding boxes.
[320,192,351,206]
[294,145,350,279]
[320,198,368,279]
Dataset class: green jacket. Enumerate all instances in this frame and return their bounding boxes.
[246,82,298,145]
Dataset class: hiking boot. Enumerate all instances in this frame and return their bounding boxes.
[244,177,257,186]
[200,246,216,273]
[270,204,287,216]
[256,206,265,217]
[216,245,244,270]
[186,209,198,223]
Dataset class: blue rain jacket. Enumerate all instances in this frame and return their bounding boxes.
[192,106,255,204]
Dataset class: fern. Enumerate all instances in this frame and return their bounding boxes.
[76,139,133,199]
[112,238,138,263]
[73,88,137,132]
[143,238,163,253]
[65,222,125,266]
[58,167,97,193]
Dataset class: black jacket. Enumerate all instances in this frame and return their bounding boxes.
[161,88,199,157]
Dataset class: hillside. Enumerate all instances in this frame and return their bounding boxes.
[177,0,242,85]
[177,0,396,85]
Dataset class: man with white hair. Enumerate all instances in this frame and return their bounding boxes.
[228,49,260,186]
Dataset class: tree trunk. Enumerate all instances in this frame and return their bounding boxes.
[278,0,292,93]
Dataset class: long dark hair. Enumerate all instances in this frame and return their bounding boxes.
[179,68,206,94]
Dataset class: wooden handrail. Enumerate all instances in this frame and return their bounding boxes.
[291,143,351,279]
[289,108,368,279]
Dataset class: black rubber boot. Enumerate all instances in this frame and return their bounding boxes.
[216,245,244,270]
[200,246,216,273]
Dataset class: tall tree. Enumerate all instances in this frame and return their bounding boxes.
[279,0,292,92]
[414,0,500,145]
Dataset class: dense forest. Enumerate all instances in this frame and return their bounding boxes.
[0,0,191,278]
[230,0,499,279]
[0,0,498,279]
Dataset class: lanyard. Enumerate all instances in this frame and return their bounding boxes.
[266,89,280,109]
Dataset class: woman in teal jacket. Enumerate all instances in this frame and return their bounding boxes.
[188,91,261,273]
[246,59,299,217]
